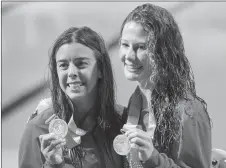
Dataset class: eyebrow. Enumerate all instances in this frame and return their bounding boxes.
[56,57,90,63]
[121,39,146,44]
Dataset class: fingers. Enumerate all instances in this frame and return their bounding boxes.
[39,133,66,152]
[124,128,152,149]
[39,133,66,165]
[123,125,154,161]
[130,136,150,148]
[125,128,150,142]
[44,138,66,153]
[39,133,57,151]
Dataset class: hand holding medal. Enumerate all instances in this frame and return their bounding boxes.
[113,123,155,162]
[39,114,67,165]
[124,124,155,162]
[113,124,139,156]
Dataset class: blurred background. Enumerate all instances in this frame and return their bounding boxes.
[1,1,226,167]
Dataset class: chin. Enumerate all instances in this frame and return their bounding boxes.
[124,68,142,81]
[68,92,86,101]
[124,73,139,81]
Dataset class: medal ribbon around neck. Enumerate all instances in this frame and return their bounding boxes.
[113,88,156,156]
[113,90,142,156]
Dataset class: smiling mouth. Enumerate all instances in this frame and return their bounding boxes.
[125,64,143,72]
[67,83,83,90]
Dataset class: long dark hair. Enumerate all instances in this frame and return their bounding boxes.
[48,26,116,157]
[121,3,210,156]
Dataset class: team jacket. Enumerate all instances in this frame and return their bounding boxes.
[127,86,212,168]
[18,99,127,168]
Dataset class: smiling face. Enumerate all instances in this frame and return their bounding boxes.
[119,21,157,88]
[56,43,101,103]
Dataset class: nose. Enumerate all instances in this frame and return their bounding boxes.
[125,46,136,61]
[68,63,78,78]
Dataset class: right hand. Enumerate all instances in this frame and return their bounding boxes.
[39,133,66,165]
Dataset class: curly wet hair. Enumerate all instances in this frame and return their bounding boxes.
[120,3,210,156]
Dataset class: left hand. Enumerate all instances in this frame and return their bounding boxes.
[125,127,154,162]
[39,133,66,165]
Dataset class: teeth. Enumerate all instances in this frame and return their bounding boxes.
[68,83,81,89]
[125,63,142,69]
[69,84,81,86]
[126,65,142,69]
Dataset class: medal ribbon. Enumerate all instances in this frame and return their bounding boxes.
[125,87,156,137]
[123,87,156,168]
[124,88,144,168]
[126,88,142,125]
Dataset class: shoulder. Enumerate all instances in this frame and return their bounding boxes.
[19,98,55,158]
[115,104,126,116]
[21,99,54,144]
[27,98,54,126]
[113,103,127,125]
[177,93,210,127]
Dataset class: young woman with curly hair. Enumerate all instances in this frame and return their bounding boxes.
[119,3,212,168]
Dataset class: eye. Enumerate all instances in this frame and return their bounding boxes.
[138,44,146,50]
[212,160,218,166]
[76,61,89,69]
[121,42,129,48]
[58,62,68,69]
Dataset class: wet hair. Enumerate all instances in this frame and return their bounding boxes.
[120,3,210,156]
[48,27,116,159]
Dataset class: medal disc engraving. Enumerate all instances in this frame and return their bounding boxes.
[113,134,131,155]
[49,119,68,139]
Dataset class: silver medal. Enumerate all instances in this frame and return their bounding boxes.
[49,119,68,139]
[113,134,131,156]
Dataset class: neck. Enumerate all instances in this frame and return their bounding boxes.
[71,88,97,125]
[139,85,153,110]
